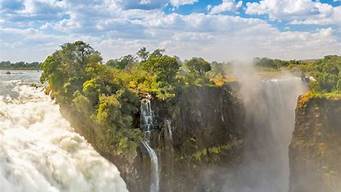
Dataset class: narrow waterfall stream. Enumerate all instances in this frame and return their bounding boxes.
[140,97,160,192]
[0,71,128,192]
[226,74,306,192]
[164,120,173,144]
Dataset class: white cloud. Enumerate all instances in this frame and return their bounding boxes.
[0,0,341,62]
[290,6,341,26]
[169,0,198,7]
[209,0,242,14]
[245,0,335,23]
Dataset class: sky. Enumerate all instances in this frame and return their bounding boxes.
[0,0,341,62]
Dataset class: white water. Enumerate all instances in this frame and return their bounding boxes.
[0,71,128,192]
[140,98,154,140]
[226,71,306,192]
[141,141,160,192]
[140,96,159,192]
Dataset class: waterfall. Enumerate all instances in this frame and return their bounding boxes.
[0,71,128,192]
[164,120,173,144]
[140,95,160,192]
[237,76,305,192]
[141,140,160,192]
[140,97,154,141]
[226,67,306,192]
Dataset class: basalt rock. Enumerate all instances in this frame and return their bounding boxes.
[289,96,341,192]
[149,84,245,192]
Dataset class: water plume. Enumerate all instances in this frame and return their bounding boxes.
[225,63,306,192]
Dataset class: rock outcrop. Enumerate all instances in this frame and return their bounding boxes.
[289,95,341,192]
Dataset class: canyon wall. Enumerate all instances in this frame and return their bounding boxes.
[61,84,245,192]
[289,95,341,192]
[152,84,245,192]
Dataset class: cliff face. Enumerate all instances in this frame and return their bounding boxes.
[62,84,245,192]
[289,96,341,192]
[151,85,245,192]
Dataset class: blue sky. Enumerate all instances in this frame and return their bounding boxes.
[0,0,341,62]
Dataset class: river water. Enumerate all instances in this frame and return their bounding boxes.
[0,70,128,192]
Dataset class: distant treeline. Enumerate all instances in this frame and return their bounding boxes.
[254,57,307,69]
[0,61,40,70]
[254,55,341,94]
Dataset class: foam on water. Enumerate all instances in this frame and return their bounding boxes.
[0,75,128,192]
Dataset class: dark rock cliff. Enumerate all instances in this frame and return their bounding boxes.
[151,85,245,192]
[289,96,341,192]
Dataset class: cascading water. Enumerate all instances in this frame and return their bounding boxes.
[164,120,173,144]
[227,67,306,192]
[140,97,154,140]
[0,71,128,192]
[141,140,160,192]
[140,96,159,192]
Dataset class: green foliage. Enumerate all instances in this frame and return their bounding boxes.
[40,41,141,157]
[185,57,211,76]
[191,140,243,162]
[40,41,102,102]
[308,55,341,93]
[136,47,149,61]
[138,49,181,99]
[253,55,341,95]
[39,40,341,161]
[41,41,222,157]
[106,54,137,70]
[254,57,301,69]
[181,57,212,84]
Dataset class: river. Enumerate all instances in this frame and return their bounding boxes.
[0,70,128,192]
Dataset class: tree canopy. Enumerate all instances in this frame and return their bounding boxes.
[40,41,221,158]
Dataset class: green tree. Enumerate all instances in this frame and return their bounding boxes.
[106,54,136,70]
[182,57,212,85]
[138,49,180,98]
[137,47,149,61]
[40,41,141,157]
[309,55,341,93]
[40,41,102,102]
[185,57,211,76]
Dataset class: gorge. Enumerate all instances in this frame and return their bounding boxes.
[2,42,341,192]
[2,67,341,192]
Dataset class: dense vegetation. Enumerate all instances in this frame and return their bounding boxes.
[254,57,302,69]
[40,41,224,157]
[254,56,341,94]
[304,55,341,93]
[0,61,40,70]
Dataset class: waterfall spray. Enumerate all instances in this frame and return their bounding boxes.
[226,64,306,192]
